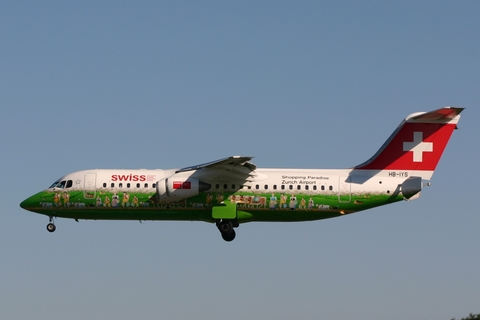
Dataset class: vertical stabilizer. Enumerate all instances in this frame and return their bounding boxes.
[355,107,463,180]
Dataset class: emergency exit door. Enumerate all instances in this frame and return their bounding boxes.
[338,176,351,203]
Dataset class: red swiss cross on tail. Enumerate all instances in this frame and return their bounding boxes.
[355,107,463,180]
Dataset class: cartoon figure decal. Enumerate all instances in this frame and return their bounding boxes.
[54,192,61,207]
[112,193,119,207]
[280,193,287,209]
[104,196,111,207]
[299,198,306,209]
[62,192,70,207]
[122,192,129,207]
[269,193,277,210]
[132,196,139,207]
[308,198,314,210]
[206,193,213,207]
[289,195,297,210]
[96,196,102,207]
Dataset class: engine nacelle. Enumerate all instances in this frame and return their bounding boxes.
[156,176,211,203]
[401,176,422,200]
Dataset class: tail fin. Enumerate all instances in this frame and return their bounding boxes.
[355,107,463,180]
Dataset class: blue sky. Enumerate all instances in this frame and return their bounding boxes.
[1,1,479,319]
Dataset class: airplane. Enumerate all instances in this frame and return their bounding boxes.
[20,107,463,241]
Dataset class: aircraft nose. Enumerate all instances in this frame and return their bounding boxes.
[20,198,30,209]
[20,196,36,211]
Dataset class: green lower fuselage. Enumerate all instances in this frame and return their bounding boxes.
[21,187,404,224]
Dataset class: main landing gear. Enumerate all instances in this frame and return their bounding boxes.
[216,220,238,242]
[46,217,56,233]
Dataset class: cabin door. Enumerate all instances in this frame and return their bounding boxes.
[84,173,97,199]
[338,176,351,203]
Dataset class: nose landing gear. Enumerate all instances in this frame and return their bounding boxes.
[46,217,56,233]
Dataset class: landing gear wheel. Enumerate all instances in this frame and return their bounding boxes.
[46,223,56,233]
[221,229,236,242]
[218,221,233,234]
[217,221,236,242]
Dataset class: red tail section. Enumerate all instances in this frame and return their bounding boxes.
[355,107,463,179]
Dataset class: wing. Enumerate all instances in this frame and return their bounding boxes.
[177,156,257,185]
[176,156,256,173]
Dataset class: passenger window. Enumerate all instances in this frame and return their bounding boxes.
[136,183,140,188]
[313,185,317,191]
[127,183,131,188]
[231,184,235,189]
[329,186,333,191]
[144,183,149,188]
[215,184,220,189]
[305,185,309,190]
[103,183,107,188]
[281,185,285,190]
[297,185,301,190]
[119,183,123,188]
[152,183,156,188]
[255,185,259,190]
[111,183,115,188]
[321,186,325,191]
[273,185,277,190]
[264,185,268,190]
[289,185,293,190]
[223,184,227,189]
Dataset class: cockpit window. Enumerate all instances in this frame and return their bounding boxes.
[49,181,61,188]
[49,179,74,189]
[55,181,67,188]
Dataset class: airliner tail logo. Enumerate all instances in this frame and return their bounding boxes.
[355,107,463,175]
[403,132,433,162]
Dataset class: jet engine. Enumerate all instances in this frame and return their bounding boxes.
[401,176,422,200]
[156,176,211,203]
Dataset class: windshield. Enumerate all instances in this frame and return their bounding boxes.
[48,180,73,189]
[49,181,61,188]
